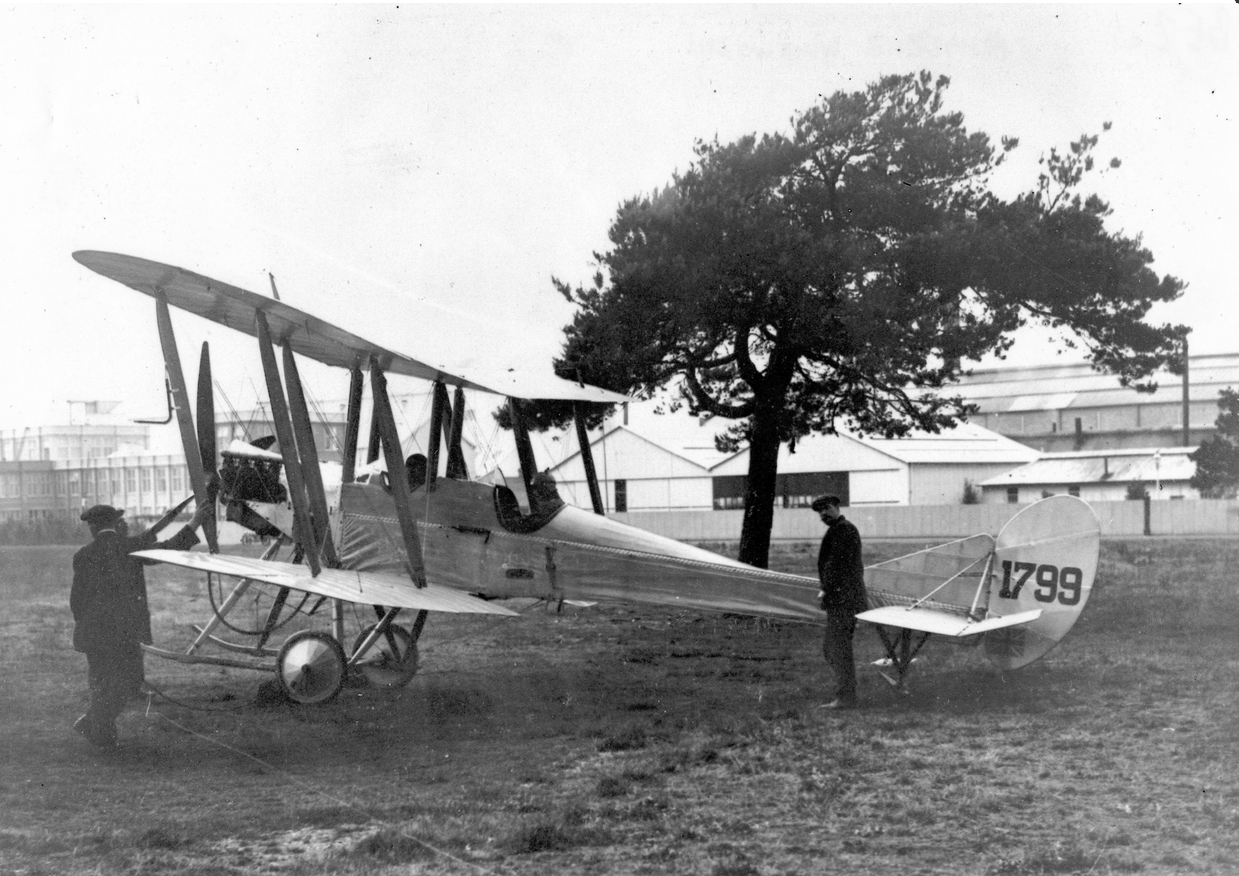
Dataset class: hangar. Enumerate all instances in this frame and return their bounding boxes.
[543,408,1039,513]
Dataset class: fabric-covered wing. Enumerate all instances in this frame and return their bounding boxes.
[73,250,627,403]
[857,606,1042,637]
[134,550,518,616]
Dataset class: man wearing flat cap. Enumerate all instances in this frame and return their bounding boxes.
[812,494,867,709]
[70,502,210,747]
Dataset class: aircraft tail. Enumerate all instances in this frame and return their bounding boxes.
[983,496,1100,670]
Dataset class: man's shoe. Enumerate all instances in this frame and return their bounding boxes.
[75,715,117,747]
[821,698,858,710]
[89,723,118,748]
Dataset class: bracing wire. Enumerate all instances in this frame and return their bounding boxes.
[213,379,251,444]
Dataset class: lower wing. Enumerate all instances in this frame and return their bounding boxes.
[134,549,519,616]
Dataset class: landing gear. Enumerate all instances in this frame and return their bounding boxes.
[276,630,347,704]
[351,624,419,688]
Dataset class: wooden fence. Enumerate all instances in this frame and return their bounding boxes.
[615,499,1239,542]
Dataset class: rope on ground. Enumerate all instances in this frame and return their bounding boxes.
[143,706,513,876]
[141,680,251,713]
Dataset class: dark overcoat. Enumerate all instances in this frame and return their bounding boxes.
[70,525,199,653]
[817,515,868,615]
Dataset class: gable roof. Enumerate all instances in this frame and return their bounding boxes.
[980,447,1196,487]
[855,421,1041,465]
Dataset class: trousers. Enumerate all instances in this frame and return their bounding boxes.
[84,643,145,734]
[822,613,858,702]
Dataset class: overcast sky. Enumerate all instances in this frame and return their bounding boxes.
[2,4,1234,436]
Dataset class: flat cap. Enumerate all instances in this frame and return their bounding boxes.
[810,495,842,512]
[80,504,124,526]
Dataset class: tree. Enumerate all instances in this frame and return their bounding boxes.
[1190,388,1239,498]
[536,72,1186,567]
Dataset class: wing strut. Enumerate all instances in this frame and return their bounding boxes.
[507,398,538,497]
[573,402,605,516]
[445,385,469,479]
[255,311,321,576]
[341,365,364,485]
[282,343,339,567]
[426,380,446,492]
[153,292,218,552]
[369,363,428,588]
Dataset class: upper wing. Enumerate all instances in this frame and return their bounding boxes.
[72,250,628,403]
[135,549,519,616]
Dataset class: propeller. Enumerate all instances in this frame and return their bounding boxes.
[197,342,220,552]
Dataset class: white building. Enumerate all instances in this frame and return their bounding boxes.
[544,408,1039,512]
[979,447,1198,504]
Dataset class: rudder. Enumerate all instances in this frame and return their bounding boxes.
[983,496,1100,671]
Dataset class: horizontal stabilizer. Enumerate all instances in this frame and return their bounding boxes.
[858,606,1042,638]
[135,550,519,616]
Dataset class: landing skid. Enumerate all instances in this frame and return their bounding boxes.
[871,625,931,692]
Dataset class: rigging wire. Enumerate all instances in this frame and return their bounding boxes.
[213,379,251,444]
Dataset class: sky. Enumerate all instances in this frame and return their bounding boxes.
[1,4,1234,439]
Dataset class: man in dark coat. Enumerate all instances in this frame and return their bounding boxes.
[813,494,867,709]
[71,503,209,746]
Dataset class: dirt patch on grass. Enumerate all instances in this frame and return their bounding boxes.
[1,540,1237,874]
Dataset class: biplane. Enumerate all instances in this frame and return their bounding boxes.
[72,250,1100,704]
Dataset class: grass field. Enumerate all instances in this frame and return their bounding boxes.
[0,537,1237,875]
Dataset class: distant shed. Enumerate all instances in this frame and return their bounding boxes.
[979,447,1198,504]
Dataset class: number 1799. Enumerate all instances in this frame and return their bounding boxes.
[998,560,1083,606]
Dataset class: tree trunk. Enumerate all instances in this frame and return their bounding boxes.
[737,406,783,568]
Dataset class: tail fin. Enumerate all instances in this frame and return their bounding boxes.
[984,496,1100,670]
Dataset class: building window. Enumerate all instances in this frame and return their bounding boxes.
[140,468,152,493]
[712,472,850,511]
[126,469,137,493]
[614,479,627,513]
[171,467,185,493]
[1006,486,1019,504]
[156,467,168,493]
[712,475,747,510]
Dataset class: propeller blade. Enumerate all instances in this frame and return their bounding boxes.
[197,342,219,553]
[197,342,217,475]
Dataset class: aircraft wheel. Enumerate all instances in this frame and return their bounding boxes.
[352,624,419,689]
[276,631,347,705]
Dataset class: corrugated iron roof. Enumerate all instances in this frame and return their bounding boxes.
[981,448,1196,486]
[952,353,1239,413]
[857,421,1041,464]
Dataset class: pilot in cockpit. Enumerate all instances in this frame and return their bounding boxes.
[405,454,428,491]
